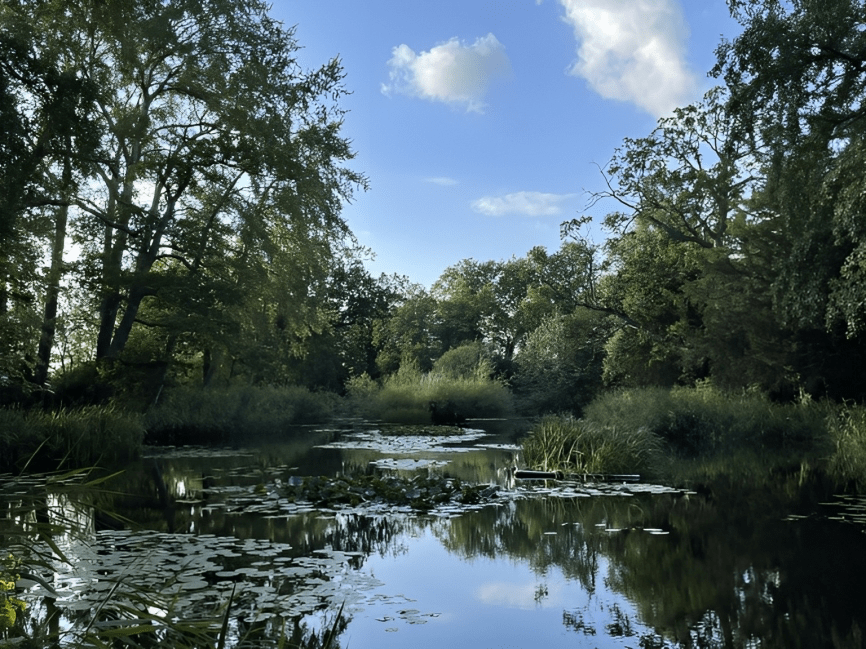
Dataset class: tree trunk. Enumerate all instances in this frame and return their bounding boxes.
[34,148,72,385]
[105,283,149,359]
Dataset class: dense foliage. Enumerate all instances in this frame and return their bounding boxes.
[0,0,367,406]
[3,0,866,439]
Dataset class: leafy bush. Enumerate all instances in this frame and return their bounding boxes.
[512,310,610,416]
[431,342,493,379]
[144,385,338,443]
[0,406,144,472]
[522,415,662,476]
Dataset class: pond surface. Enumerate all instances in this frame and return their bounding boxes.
[4,419,866,648]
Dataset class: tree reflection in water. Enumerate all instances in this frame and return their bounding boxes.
[436,473,866,648]
[5,428,866,648]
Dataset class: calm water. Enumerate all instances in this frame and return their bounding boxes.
[3,420,866,648]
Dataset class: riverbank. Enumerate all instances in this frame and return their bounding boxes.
[4,383,866,493]
[521,385,866,489]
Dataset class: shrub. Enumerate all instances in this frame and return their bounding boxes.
[431,342,492,379]
[144,385,338,443]
[522,415,662,476]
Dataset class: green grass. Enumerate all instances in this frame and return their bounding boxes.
[522,415,663,476]
[571,385,866,489]
[826,402,866,489]
[144,385,339,443]
[0,406,144,473]
[581,384,828,456]
[346,366,513,424]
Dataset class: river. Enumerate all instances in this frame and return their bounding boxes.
[2,419,866,648]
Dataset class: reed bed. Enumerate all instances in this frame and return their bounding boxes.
[0,406,144,472]
[144,385,338,443]
[826,402,866,489]
[522,415,663,476]
[581,385,827,455]
[346,367,513,424]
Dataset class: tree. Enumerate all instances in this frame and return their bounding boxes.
[585,87,807,393]
[512,309,612,415]
[431,259,499,352]
[373,284,440,374]
[1,1,100,391]
[713,0,866,397]
[432,242,599,366]
[1,0,367,398]
[594,87,760,249]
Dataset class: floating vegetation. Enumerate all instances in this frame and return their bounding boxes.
[16,531,378,645]
[317,428,489,454]
[820,494,866,527]
[142,446,258,460]
[282,474,501,513]
[370,458,451,471]
[374,424,466,437]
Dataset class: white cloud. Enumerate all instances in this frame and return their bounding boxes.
[471,191,577,217]
[558,0,700,116]
[382,34,511,113]
[476,580,565,609]
[425,176,459,186]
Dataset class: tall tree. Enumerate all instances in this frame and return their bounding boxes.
[714,0,866,397]
[586,88,806,392]
[0,0,368,396]
[1,1,99,390]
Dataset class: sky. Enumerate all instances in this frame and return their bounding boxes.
[270,0,742,288]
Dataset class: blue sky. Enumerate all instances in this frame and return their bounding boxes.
[270,0,742,288]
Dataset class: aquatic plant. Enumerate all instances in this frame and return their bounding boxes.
[284,473,500,512]
[1,465,356,648]
[0,406,144,472]
[581,384,827,456]
[522,415,662,476]
[144,385,339,443]
[827,402,866,489]
[0,554,26,636]
[346,367,512,424]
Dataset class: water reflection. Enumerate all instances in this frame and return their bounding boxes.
[3,422,866,648]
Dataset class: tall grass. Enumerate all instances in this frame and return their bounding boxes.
[581,384,828,456]
[826,402,866,489]
[522,415,662,476]
[0,406,144,473]
[574,385,866,487]
[144,385,339,443]
[346,365,513,424]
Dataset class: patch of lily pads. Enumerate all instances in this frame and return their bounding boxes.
[317,428,490,454]
[374,424,466,437]
[282,474,501,513]
[17,531,382,640]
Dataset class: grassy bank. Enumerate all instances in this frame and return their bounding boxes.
[346,366,513,424]
[522,385,866,487]
[0,406,144,473]
[144,385,339,443]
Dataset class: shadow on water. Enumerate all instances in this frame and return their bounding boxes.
[3,419,866,647]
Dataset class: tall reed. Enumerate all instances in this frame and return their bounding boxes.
[826,402,866,488]
[144,385,339,443]
[581,385,827,456]
[0,406,144,472]
[522,415,662,476]
[346,367,512,423]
